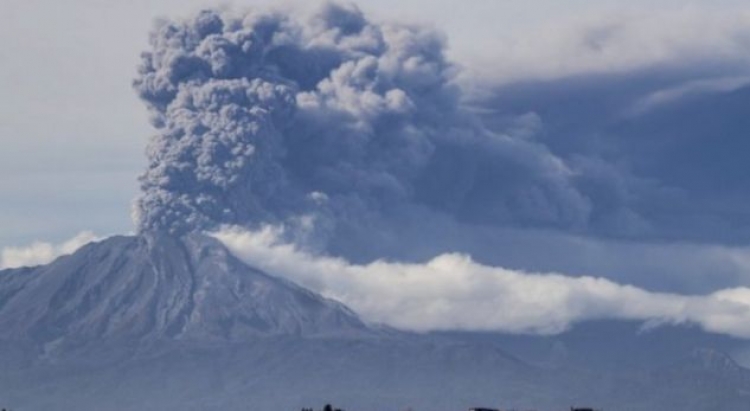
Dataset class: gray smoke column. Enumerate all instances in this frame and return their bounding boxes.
[133,3,588,240]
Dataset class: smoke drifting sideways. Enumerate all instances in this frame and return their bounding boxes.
[133,3,590,250]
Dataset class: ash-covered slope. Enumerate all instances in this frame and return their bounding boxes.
[0,232,369,348]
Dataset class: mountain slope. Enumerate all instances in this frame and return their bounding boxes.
[0,232,370,350]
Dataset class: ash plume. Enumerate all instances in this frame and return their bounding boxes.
[133,3,588,242]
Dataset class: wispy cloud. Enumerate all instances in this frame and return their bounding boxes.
[627,75,750,115]
[214,225,750,338]
[0,231,101,269]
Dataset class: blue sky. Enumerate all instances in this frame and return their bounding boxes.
[4,0,750,302]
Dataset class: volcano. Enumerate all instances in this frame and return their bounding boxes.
[0,232,369,347]
[1,234,750,411]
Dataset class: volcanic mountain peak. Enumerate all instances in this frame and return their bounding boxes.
[0,231,371,348]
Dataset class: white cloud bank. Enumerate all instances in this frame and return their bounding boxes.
[0,231,100,269]
[214,226,750,338]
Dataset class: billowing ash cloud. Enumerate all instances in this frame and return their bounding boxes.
[133,3,589,239]
[132,3,750,301]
